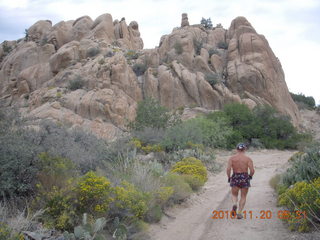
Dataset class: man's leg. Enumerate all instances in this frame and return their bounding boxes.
[231,186,240,206]
[239,187,249,212]
[230,186,240,216]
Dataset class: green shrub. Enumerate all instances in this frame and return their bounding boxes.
[162,173,192,203]
[208,48,219,57]
[174,42,183,55]
[2,41,12,53]
[269,174,281,190]
[98,58,105,65]
[206,110,230,123]
[161,120,203,151]
[282,145,320,187]
[278,178,320,232]
[170,157,207,185]
[223,103,255,131]
[132,63,147,76]
[190,117,232,148]
[222,103,303,149]
[290,92,315,109]
[161,116,232,151]
[193,38,203,55]
[144,204,162,223]
[217,41,228,49]
[153,187,174,207]
[132,127,165,145]
[0,109,41,198]
[226,130,245,149]
[126,50,139,60]
[37,152,77,192]
[36,121,108,173]
[200,18,213,29]
[63,213,107,240]
[205,73,219,87]
[87,47,100,58]
[68,76,84,91]
[0,222,23,240]
[181,175,204,191]
[130,98,170,130]
[0,222,11,239]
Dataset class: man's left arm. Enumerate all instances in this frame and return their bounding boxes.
[226,158,232,182]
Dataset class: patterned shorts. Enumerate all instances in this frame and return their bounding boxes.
[230,172,251,188]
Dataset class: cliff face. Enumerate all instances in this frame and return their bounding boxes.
[0,13,300,139]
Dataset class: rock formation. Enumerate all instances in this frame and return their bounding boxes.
[0,13,300,139]
[181,13,189,27]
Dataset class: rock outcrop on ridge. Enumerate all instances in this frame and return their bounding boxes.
[0,13,300,139]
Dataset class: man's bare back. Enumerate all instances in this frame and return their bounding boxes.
[228,153,254,174]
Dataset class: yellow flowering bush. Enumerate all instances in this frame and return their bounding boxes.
[131,138,142,149]
[141,144,163,153]
[0,222,23,240]
[0,222,10,240]
[154,187,174,206]
[113,181,149,219]
[278,177,320,232]
[170,157,208,185]
[38,186,76,231]
[131,138,163,153]
[75,171,113,216]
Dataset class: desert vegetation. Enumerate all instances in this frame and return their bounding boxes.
[0,106,212,239]
[0,98,315,238]
[270,144,320,232]
[290,92,316,110]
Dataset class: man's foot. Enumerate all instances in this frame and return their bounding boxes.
[231,205,237,217]
[237,213,243,219]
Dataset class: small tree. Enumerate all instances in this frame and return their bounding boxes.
[24,29,29,41]
[200,18,213,29]
[132,63,147,76]
[130,98,170,130]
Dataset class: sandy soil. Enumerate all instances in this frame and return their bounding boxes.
[148,150,318,240]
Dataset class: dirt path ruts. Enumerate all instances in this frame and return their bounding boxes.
[148,150,315,240]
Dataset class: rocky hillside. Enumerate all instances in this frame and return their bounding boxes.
[0,13,300,139]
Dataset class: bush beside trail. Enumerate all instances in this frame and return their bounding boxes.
[0,108,211,239]
[271,144,320,232]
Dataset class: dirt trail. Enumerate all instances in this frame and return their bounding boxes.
[148,150,314,240]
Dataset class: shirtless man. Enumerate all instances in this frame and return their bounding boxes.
[226,143,255,219]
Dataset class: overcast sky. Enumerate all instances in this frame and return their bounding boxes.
[0,0,319,104]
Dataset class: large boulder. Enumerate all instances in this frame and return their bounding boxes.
[47,20,74,49]
[49,41,80,74]
[72,16,93,41]
[90,13,115,42]
[0,42,55,96]
[226,16,301,125]
[27,20,52,43]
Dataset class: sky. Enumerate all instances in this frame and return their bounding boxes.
[0,0,319,105]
